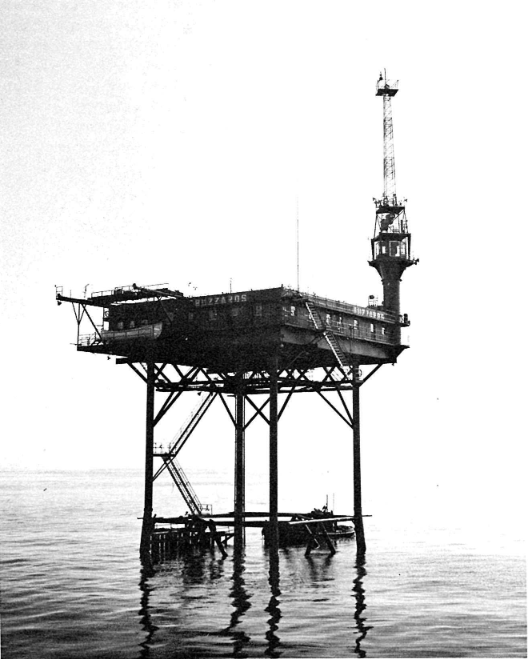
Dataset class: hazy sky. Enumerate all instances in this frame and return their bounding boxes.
[1,2,526,531]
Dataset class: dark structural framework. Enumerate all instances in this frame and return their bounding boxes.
[56,72,417,561]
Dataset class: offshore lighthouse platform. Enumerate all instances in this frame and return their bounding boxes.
[57,73,417,560]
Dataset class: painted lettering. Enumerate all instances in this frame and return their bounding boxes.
[194,293,249,307]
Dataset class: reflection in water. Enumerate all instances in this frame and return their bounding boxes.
[139,548,228,658]
[137,539,369,658]
[180,548,210,585]
[227,538,252,657]
[305,552,334,581]
[352,554,372,657]
[138,560,157,658]
[265,548,282,658]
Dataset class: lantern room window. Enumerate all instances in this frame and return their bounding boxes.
[389,242,400,256]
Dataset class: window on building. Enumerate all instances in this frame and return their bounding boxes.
[290,306,296,316]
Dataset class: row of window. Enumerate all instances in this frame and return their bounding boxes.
[108,306,388,337]
[110,319,151,330]
[285,306,386,336]
[190,304,388,339]
[373,240,409,258]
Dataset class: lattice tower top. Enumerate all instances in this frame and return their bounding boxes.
[376,71,400,208]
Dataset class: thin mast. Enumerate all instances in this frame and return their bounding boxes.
[296,195,300,290]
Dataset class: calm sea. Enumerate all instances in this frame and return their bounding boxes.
[0,469,525,658]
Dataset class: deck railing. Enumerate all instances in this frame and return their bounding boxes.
[288,290,398,324]
[78,332,103,347]
[90,283,169,299]
[282,312,399,345]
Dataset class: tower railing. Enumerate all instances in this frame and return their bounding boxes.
[374,218,409,235]
[374,195,405,209]
[376,78,398,94]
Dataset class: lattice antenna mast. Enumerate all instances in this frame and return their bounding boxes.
[383,89,396,202]
[378,70,399,206]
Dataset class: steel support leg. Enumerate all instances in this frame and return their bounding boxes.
[269,356,279,552]
[140,356,155,559]
[234,383,246,545]
[353,365,366,554]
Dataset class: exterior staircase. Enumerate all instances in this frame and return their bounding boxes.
[163,455,212,516]
[305,300,352,380]
[154,392,216,475]
[153,392,216,514]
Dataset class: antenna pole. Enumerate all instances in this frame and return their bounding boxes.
[296,196,300,290]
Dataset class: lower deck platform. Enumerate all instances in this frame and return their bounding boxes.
[150,511,357,562]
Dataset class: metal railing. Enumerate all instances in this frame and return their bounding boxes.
[165,392,216,456]
[78,332,103,347]
[90,283,169,298]
[283,310,400,346]
[164,457,204,516]
[292,291,398,324]
[376,78,398,93]
[375,218,409,235]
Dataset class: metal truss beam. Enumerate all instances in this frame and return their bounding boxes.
[359,363,384,387]
[126,350,384,558]
[244,395,270,427]
[66,299,103,345]
[316,390,354,429]
[153,370,356,395]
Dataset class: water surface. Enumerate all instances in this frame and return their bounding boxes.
[1,470,525,658]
